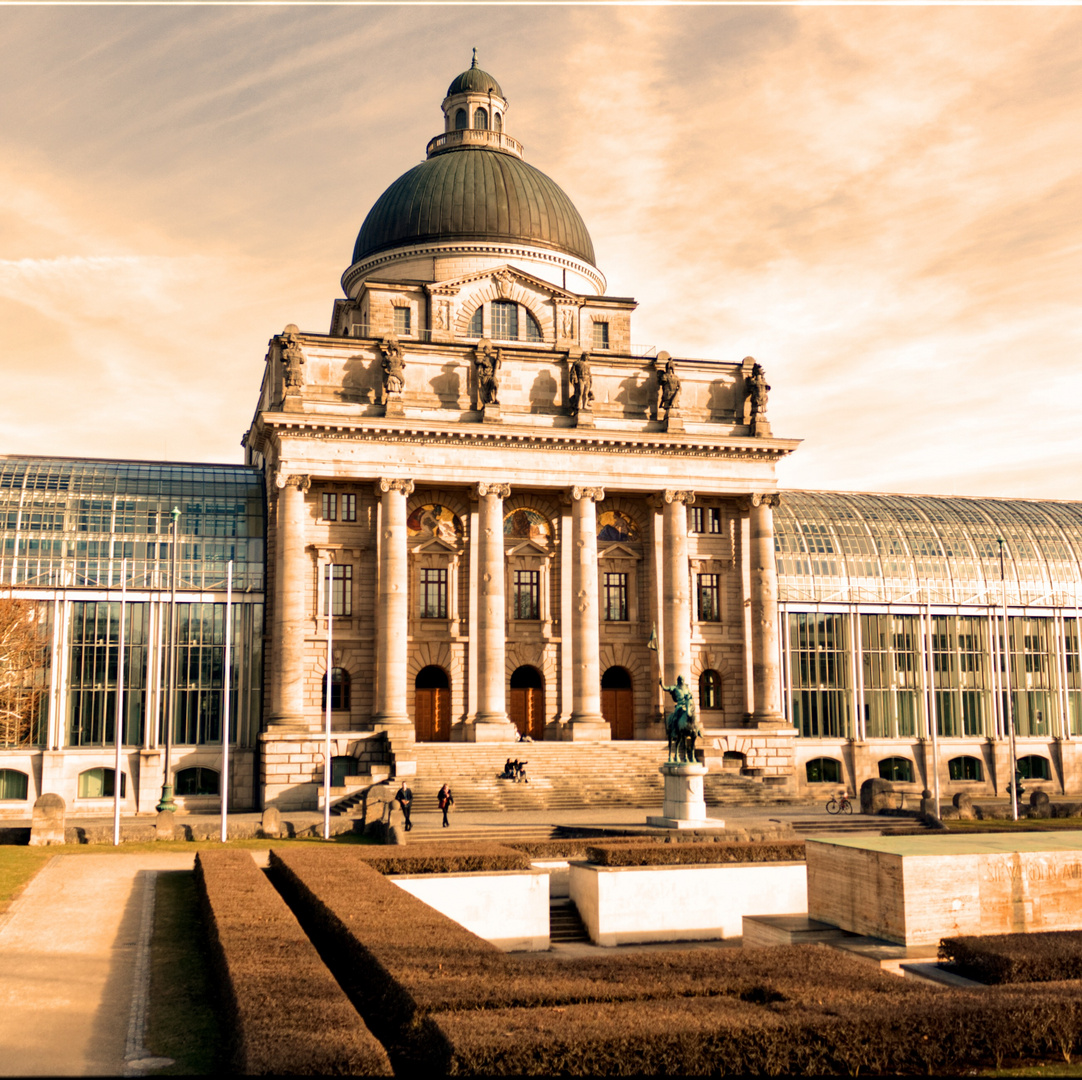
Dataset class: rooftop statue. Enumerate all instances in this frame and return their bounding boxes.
[660,676,703,763]
[474,339,501,407]
[379,336,406,398]
[280,325,306,391]
[746,360,770,421]
[655,351,681,412]
[568,349,594,412]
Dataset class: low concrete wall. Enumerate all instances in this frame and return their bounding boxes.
[390,869,550,951]
[569,861,807,946]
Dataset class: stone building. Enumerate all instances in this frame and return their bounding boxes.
[4,58,1082,816]
[242,57,800,809]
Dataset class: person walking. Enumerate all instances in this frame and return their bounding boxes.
[394,779,413,831]
[438,783,454,828]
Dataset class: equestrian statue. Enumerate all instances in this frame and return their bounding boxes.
[660,676,704,763]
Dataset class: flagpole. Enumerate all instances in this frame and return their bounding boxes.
[113,559,127,846]
[220,561,232,844]
[324,560,333,841]
[1000,538,1019,821]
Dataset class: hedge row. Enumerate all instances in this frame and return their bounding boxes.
[940,930,1082,984]
[431,984,1082,1075]
[585,840,806,867]
[194,850,391,1075]
[344,841,531,874]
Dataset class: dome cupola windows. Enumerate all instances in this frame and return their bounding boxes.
[435,50,517,159]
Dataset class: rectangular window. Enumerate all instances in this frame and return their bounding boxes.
[707,508,722,533]
[697,574,720,622]
[592,321,609,349]
[691,507,704,533]
[513,569,540,620]
[323,565,352,617]
[341,494,357,522]
[603,572,628,621]
[393,307,411,335]
[492,300,518,340]
[420,568,448,619]
[322,493,337,521]
[690,507,722,534]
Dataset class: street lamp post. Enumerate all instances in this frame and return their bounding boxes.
[157,506,180,813]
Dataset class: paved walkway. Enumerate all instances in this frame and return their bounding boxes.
[0,853,194,1077]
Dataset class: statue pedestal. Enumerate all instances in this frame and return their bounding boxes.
[384,395,405,419]
[480,403,502,423]
[574,408,595,429]
[663,407,685,433]
[647,762,721,829]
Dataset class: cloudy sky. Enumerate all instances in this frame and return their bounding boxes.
[1,5,1079,499]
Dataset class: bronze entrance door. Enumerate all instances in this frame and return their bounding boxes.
[509,666,545,740]
[601,666,634,740]
[414,665,451,742]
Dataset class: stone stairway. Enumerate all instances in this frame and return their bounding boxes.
[549,899,590,944]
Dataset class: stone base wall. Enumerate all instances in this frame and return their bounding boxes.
[260,730,392,811]
[702,726,796,779]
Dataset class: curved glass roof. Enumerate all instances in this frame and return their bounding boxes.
[0,457,264,592]
[776,491,1082,608]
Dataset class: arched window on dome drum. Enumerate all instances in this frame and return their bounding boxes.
[468,306,483,337]
[699,670,721,710]
[494,112,502,132]
[492,301,517,341]
[474,107,488,130]
[524,309,542,342]
[455,108,468,130]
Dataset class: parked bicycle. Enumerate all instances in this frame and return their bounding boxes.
[826,791,853,815]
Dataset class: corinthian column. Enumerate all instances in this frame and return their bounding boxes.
[374,478,414,726]
[473,483,511,729]
[567,486,609,740]
[661,490,695,688]
[744,493,784,724]
[269,472,309,727]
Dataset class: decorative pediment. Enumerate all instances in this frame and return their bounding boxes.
[413,536,460,555]
[427,264,580,303]
[508,538,551,558]
[599,542,642,561]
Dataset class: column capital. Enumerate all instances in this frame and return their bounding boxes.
[663,489,696,506]
[375,478,415,497]
[570,485,605,503]
[738,492,782,511]
[473,482,511,500]
[274,471,310,492]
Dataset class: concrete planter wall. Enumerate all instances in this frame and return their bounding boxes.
[569,860,807,946]
[390,869,550,951]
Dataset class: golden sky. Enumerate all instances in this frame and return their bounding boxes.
[1,5,1079,498]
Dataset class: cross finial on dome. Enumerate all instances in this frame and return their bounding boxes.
[471,47,477,68]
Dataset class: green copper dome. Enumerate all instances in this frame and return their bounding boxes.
[351,148,597,267]
[447,64,503,98]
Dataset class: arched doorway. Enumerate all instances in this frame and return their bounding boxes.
[510,666,545,741]
[414,666,450,742]
[601,666,634,740]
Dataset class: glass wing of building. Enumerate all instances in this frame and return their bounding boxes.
[0,456,264,591]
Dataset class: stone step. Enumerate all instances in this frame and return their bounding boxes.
[549,900,589,943]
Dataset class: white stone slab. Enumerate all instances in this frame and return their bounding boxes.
[569,860,807,946]
[390,869,549,951]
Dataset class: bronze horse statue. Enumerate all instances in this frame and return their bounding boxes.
[660,676,704,763]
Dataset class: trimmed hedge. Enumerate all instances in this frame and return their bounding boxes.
[194,850,391,1075]
[940,930,1082,984]
[345,841,531,874]
[585,840,806,866]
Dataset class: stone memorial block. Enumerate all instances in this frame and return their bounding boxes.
[859,777,896,815]
[29,793,66,846]
[261,806,282,839]
[808,833,1082,946]
[953,792,976,820]
[155,810,175,841]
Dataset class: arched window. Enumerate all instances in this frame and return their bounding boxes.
[322,668,351,711]
[455,108,468,130]
[805,757,842,784]
[492,300,517,340]
[414,666,450,742]
[474,107,488,130]
[1018,755,1051,780]
[78,767,125,798]
[510,666,545,741]
[176,767,220,796]
[699,670,722,710]
[878,756,914,782]
[468,306,483,337]
[494,112,502,132]
[525,309,542,342]
[948,755,984,782]
[0,769,29,800]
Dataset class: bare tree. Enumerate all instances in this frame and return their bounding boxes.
[0,598,46,747]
